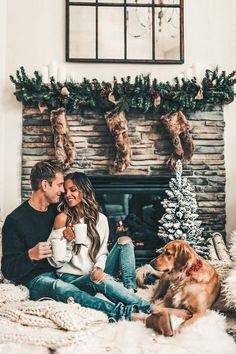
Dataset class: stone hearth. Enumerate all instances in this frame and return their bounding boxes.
[21,106,225,238]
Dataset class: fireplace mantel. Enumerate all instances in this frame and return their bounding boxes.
[21,106,225,238]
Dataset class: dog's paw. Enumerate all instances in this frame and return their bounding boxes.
[168,308,192,320]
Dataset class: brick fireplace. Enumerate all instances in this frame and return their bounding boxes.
[21,106,225,263]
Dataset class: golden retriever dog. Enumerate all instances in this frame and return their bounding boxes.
[139,240,220,332]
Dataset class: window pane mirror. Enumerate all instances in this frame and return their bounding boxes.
[66,0,184,64]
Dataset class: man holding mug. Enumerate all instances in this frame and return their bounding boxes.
[2,160,65,284]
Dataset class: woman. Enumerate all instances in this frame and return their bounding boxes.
[47,172,155,315]
[48,171,137,291]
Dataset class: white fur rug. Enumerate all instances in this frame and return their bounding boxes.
[55,310,235,354]
[0,311,235,354]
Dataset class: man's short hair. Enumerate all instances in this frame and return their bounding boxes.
[30,160,64,191]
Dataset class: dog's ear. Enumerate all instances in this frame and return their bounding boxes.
[174,244,191,270]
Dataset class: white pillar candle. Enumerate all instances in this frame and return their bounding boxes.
[69,72,80,83]
[66,72,73,82]
[58,65,67,83]
[177,72,184,82]
[40,66,49,84]
[49,61,58,81]
[192,63,202,83]
[184,67,193,80]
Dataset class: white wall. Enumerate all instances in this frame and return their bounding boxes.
[1,0,236,234]
[0,0,7,222]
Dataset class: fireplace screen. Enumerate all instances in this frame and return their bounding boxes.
[90,176,169,265]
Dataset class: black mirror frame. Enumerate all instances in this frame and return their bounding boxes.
[66,0,184,64]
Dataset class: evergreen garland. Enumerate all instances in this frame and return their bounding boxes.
[10,66,236,115]
[158,160,209,259]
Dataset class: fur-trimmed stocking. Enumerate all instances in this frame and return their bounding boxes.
[105,110,131,172]
[50,108,76,169]
[161,111,194,168]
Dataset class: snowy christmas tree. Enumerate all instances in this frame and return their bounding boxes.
[158,160,209,258]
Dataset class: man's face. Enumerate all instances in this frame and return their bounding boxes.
[44,172,64,204]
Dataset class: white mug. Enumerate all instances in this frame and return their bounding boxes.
[74,224,88,245]
[51,238,67,261]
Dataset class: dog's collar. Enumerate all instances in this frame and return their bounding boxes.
[185,259,203,276]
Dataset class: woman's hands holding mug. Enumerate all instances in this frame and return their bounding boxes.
[63,224,75,241]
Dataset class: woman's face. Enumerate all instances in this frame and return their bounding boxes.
[64,178,83,207]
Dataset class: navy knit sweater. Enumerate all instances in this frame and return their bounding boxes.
[1,201,57,285]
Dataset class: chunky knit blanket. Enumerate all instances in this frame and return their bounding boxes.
[0,283,29,303]
[0,283,107,348]
[0,300,107,330]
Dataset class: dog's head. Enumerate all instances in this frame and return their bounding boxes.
[152,240,198,273]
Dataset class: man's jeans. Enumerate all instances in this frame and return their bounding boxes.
[25,242,151,321]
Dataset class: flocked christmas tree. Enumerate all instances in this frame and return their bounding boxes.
[158,160,209,258]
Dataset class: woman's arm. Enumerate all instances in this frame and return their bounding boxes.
[93,214,109,270]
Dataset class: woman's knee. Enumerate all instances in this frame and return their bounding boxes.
[91,268,108,283]
[117,236,133,245]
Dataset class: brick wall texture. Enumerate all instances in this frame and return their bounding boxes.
[22,106,225,236]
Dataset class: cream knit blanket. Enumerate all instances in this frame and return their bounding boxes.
[0,283,29,303]
[0,300,107,331]
[0,283,108,348]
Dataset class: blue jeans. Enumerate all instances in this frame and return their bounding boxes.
[25,243,151,321]
[105,239,136,290]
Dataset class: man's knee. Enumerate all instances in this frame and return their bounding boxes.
[117,236,133,245]
[53,278,77,303]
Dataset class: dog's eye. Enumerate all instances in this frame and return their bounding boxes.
[165,251,171,256]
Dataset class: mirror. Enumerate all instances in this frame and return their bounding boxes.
[66,0,184,64]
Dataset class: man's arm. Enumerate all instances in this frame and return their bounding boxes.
[1,216,51,283]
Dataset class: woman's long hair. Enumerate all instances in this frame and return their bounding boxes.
[58,172,102,263]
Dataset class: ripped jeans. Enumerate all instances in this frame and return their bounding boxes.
[105,238,136,290]
[25,271,151,321]
[25,241,151,321]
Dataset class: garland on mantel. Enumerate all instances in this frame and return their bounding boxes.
[10,66,236,115]
[10,67,236,171]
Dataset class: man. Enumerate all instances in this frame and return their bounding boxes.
[1,160,187,334]
[2,160,64,285]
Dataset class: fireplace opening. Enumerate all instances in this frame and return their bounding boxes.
[90,176,169,266]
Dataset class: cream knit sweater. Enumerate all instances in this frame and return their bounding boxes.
[47,212,109,275]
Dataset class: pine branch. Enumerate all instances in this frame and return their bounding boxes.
[9,67,236,115]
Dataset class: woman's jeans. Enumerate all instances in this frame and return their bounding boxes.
[25,242,151,321]
[105,238,136,290]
